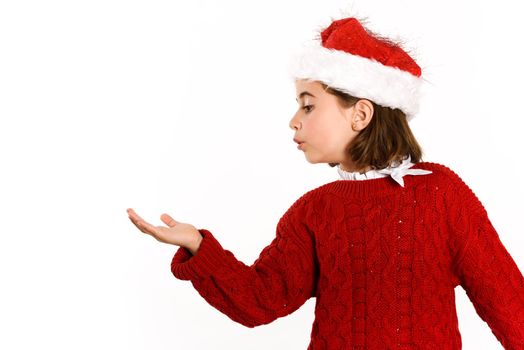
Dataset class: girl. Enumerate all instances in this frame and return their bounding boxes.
[127,16,524,349]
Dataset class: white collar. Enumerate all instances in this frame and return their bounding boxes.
[336,155,433,187]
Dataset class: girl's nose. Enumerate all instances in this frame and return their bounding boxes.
[289,113,300,130]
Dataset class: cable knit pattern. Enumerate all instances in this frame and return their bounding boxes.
[171,162,524,349]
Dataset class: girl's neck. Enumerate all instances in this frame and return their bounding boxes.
[339,164,372,174]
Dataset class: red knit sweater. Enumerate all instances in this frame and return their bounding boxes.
[171,162,524,349]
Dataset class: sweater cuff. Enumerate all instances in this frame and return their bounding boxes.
[170,229,228,281]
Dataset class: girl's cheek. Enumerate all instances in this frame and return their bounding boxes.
[306,118,319,133]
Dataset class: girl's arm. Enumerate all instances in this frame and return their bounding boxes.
[447,173,524,349]
[170,195,318,328]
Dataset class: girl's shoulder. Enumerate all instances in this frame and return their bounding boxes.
[416,161,485,209]
[414,161,468,187]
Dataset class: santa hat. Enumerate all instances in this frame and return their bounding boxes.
[287,17,424,121]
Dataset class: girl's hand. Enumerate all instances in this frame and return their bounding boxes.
[127,208,203,254]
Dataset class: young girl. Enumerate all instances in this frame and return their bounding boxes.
[127,16,524,349]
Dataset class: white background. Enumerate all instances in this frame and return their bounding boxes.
[1,0,523,349]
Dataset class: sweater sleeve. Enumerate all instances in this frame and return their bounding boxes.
[170,196,318,328]
[447,174,524,349]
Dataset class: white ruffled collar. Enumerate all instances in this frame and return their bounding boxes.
[336,155,433,187]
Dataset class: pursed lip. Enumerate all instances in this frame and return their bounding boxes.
[293,138,304,144]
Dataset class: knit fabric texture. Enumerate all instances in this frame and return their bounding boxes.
[171,162,524,349]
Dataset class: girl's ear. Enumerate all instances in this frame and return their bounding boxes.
[353,99,374,125]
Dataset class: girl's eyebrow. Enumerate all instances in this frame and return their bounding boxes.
[295,91,316,101]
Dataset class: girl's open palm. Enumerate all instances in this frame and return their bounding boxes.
[127,208,202,252]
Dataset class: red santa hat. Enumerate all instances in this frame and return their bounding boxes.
[287,17,424,121]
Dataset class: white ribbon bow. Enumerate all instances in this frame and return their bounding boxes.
[376,155,433,187]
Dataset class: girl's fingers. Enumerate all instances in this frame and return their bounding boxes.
[127,209,150,231]
[127,209,156,235]
[127,208,146,222]
[128,215,147,233]
[161,213,179,227]
[127,208,167,241]
[139,221,160,238]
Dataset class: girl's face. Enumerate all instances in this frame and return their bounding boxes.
[290,79,373,172]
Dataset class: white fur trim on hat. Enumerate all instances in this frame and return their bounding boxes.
[287,40,424,121]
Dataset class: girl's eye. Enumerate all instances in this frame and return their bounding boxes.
[303,105,313,113]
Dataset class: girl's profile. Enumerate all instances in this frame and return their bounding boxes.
[127,15,524,349]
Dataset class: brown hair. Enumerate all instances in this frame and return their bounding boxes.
[321,82,427,171]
